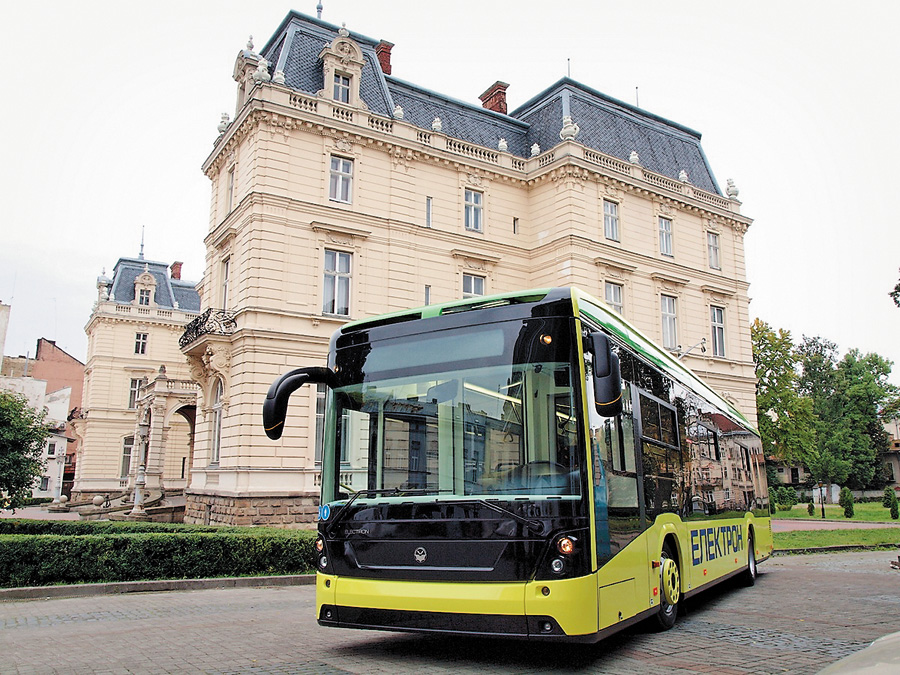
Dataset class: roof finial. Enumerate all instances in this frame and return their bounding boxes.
[316,1,323,19]
[246,35,254,52]
[139,225,145,260]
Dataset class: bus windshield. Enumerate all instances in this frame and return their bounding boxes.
[325,317,583,502]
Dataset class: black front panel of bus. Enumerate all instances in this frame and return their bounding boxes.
[320,499,588,582]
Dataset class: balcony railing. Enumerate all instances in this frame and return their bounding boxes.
[179,308,237,348]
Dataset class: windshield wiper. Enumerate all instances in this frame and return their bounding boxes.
[447,498,544,534]
[325,487,448,536]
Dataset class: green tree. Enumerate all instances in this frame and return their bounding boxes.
[838,486,854,518]
[0,391,49,510]
[890,268,900,308]
[751,319,816,463]
[882,486,894,508]
[891,493,899,521]
[798,338,899,490]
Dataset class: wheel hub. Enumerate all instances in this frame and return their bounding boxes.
[662,557,681,606]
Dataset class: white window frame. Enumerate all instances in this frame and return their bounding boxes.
[138,289,151,306]
[464,189,483,232]
[134,333,148,355]
[603,199,620,241]
[463,273,485,298]
[221,258,230,309]
[707,231,721,270]
[211,379,224,465]
[661,295,678,350]
[604,281,624,315]
[314,383,326,463]
[710,305,726,357]
[329,156,353,204]
[121,436,134,478]
[128,378,142,409]
[333,73,351,104]
[323,249,352,316]
[226,165,235,212]
[425,196,433,228]
[659,217,673,256]
[424,285,431,306]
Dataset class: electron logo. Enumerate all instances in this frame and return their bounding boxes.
[414,547,427,563]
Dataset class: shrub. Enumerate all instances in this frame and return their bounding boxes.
[883,487,895,508]
[0,523,317,588]
[807,502,815,516]
[776,503,793,512]
[839,487,854,519]
[891,496,899,521]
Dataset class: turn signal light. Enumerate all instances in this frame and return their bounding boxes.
[315,537,325,553]
[540,334,553,345]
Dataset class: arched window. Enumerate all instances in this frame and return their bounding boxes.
[211,380,224,464]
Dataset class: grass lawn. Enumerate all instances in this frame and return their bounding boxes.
[772,501,898,522]
[774,528,900,551]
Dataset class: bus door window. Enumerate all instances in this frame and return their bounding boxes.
[586,362,640,565]
[637,391,682,519]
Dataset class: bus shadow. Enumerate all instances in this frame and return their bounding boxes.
[328,573,761,671]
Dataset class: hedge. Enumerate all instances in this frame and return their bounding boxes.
[0,521,317,588]
[0,519,240,536]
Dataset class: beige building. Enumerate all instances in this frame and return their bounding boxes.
[71,257,200,501]
[179,12,755,526]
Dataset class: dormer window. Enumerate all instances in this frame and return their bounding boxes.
[133,266,157,308]
[318,31,366,109]
[138,289,151,306]
[334,74,351,104]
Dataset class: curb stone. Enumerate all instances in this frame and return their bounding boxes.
[0,574,316,602]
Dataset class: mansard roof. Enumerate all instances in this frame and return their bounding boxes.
[259,12,722,195]
[108,258,201,313]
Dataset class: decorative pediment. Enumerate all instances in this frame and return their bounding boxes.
[651,272,690,291]
[451,248,501,271]
[317,27,366,109]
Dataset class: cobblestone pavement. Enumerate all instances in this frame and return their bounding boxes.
[1,550,897,674]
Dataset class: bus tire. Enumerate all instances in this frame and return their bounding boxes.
[654,543,680,631]
[742,535,757,587]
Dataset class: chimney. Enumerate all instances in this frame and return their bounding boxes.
[170,261,183,280]
[375,40,394,75]
[479,81,509,115]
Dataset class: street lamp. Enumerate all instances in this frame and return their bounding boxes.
[127,464,150,521]
[818,482,826,519]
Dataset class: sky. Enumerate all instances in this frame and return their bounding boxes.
[2,0,899,383]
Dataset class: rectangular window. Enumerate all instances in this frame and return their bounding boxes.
[603,200,619,241]
[708,231,721,270]
[604,281,624,314]
[138,289,151,306]
[424,285,431,306]
[134,333,148,355]
[128,378,142,409]
[513,217,519,234]
[711,305,726,357]
[121,436,134,478]
[226,166,235,212]
[329,156,353,203]
[464,189,483,232]
[659,217,673,256]
[221,258,230,309]
[425,196,433,228]
[323,249,351,316]
[333,73,350,103]
[661,295,677,350]
[40,476,49,491]
[47,442,56,457]
[462,273,485,298]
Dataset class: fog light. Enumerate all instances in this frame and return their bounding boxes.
[550,558,565,574]
[541,621,553,633]
[324,609,333,620]
[318,555,328,569]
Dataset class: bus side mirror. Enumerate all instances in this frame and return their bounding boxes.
[590,333,623,417]
[263,366,336,440]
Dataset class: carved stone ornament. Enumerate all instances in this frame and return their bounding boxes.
[531,143,541,157]
[629,150,641,165]
[604,183,620,198]
[726,178,740,198]
[432,117,442,132]
[334,138,354,154]
[498,138,508,152]
[658,202,674,216]
[217,113,230,134]
[467,173,483,187]
[273,70,286,85]
[559,115,580,141]
[393,104,404,119]
[679,170,690,183]
[252,58,271,83]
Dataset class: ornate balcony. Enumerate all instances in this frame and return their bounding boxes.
[179,308,237,348]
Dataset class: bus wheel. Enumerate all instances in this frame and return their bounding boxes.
[655,544,680,630]
[742,536,757,587]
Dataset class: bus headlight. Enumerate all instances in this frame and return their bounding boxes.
[550,558,565,574]
[318,555,328,569]
[557,536,575,555]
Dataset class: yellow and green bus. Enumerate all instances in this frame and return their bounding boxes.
[264,287,772,642]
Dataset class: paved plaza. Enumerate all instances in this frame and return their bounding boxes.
[1,550,898,674]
